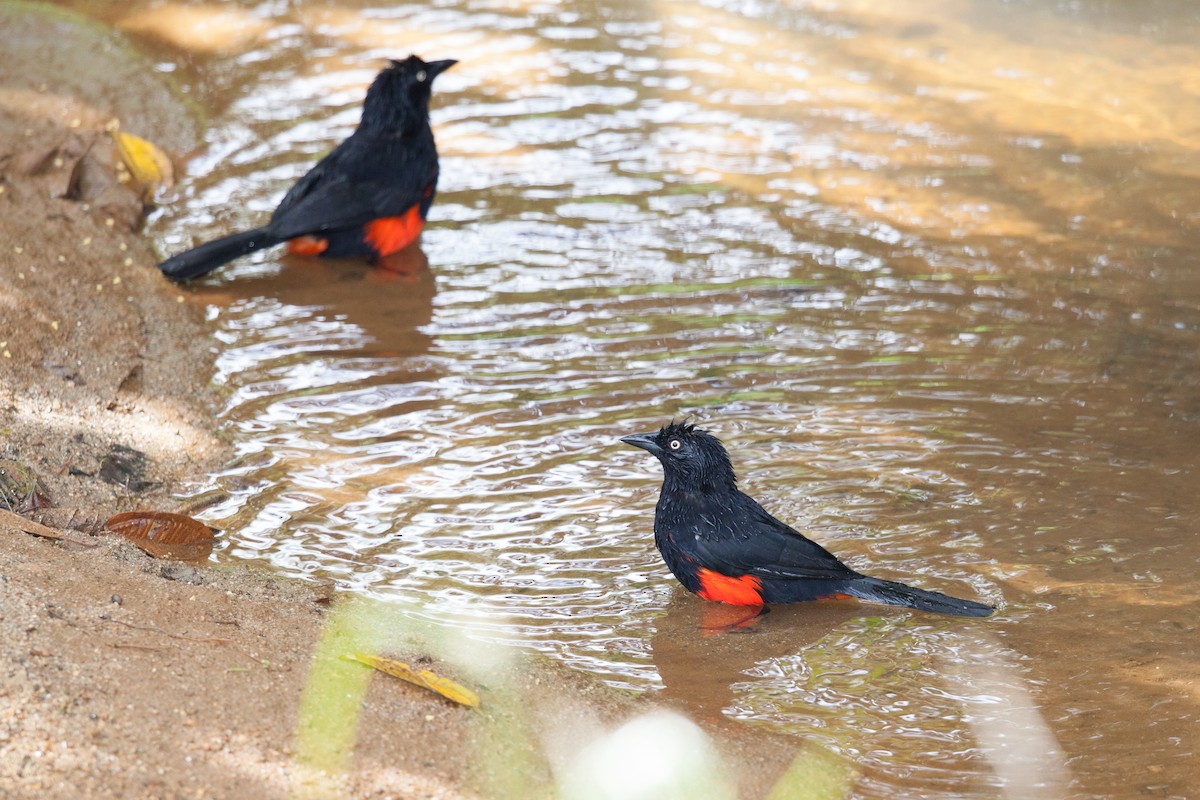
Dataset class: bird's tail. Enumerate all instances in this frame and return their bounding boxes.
[846,576,993,618]
[157,227,279,281]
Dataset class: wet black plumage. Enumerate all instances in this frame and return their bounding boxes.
[157,55,455,281]
[621,421,994,617]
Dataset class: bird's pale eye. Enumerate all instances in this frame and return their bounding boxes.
[668,439,681,450]
[416,70,428,82]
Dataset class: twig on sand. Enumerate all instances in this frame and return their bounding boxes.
[0,507,98,548]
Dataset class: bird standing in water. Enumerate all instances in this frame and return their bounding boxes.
[621,420,993,617]
[157,55,455,280]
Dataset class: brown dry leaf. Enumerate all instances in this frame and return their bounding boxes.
[112,131,173,200]
[104,511,216,561]
[63,137,145,226]
[0,508,98,548]
[15,486,53,514]
[27,507,107,535]
[66,146,114,202]
[346,653,480,709]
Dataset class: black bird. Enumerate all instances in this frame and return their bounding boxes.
[157,55,455,281]
[621,420,993,617]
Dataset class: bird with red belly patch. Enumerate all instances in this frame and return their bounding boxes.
[157,55,455,281]
[620,420,994,617]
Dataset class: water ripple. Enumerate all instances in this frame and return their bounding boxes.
[151,0,1200,795]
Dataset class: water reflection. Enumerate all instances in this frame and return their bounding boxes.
[126,0,1200,796]
[651,594,862,721]
[207,249,436,354]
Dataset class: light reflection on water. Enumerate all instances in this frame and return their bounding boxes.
[136,0,1200,796]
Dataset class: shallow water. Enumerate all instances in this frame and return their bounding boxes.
[98,0,1200,795]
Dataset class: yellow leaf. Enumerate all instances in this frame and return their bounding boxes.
[112,131,174,199]
[415,668,481,708]
[346,653,480,709]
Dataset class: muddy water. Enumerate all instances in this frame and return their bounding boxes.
[106,0,1200,795]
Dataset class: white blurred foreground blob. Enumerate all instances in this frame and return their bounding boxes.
[953,632,1073,800]
[561,711,736,800]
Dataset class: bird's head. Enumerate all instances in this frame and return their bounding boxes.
[361,55,456,132]
[620,419,738,491]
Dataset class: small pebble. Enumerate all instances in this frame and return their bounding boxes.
[110,595,122,606]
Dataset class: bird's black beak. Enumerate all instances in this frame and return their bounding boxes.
[425,59,457,80]
[620,432,662,456]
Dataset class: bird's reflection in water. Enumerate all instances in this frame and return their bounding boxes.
[195,246,436,358]
[650,591,889,724]
[649,591,876,798]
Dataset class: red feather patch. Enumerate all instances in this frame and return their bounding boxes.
[696,568,764,606]
[364,206,424,257]
[287,235,329,256]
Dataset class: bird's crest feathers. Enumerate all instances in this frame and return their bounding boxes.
[659,417,701,439]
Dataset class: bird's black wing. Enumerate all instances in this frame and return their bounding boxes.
[268,176,390,239]
[269,143,345,224]
[267,132,436,239]
[690,495,860,582]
